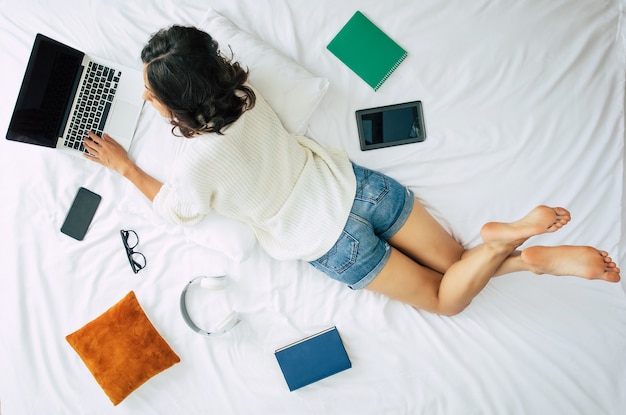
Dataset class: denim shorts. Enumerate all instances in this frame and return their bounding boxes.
[309,164,414,289]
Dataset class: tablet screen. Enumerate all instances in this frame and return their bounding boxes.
[356,101,426,151]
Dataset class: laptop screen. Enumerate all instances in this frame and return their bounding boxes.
[6,34,83,147]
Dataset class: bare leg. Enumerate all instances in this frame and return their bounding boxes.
[437,206,572,311]
[388,201,570,277]
[366,205,569,315]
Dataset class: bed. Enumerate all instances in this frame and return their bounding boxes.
[1,0,626,413]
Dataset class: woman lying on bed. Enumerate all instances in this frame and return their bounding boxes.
[83,25,620,316]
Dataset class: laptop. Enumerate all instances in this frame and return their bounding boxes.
[6,33,144,155]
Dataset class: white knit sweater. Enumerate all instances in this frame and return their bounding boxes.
[153,88,356,261]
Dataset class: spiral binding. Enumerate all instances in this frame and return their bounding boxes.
[374,51,408,91]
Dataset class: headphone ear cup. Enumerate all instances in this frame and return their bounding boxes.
[199,275,227,290]
[214,310,240,334]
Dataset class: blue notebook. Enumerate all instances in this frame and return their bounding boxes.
[275,326,351,391]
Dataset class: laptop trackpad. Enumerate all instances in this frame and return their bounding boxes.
[106,101,140,139]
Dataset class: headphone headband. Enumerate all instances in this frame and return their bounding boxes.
[179,276,240,336]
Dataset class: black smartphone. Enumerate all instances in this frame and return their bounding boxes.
[60,187,101,240]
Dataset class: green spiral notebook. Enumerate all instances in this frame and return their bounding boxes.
[327,11,407,91]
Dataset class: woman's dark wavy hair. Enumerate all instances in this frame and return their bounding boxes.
[141,25,255,137]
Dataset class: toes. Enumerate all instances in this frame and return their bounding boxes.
[555,217,569,226]
[547,220,566,232]
[605,271,621,282]
[554,209,571,225]
[596,251,618,268]
[554,206,570,215]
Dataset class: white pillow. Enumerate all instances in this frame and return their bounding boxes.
[120,8,328,262]
[198,7,329,136]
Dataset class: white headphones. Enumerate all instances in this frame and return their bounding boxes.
[179,275,241,336]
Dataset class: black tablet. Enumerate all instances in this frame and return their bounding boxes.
[355,100,426,151]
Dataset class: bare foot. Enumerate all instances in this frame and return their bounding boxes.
[480,206,571,249]
[521,245,621,282]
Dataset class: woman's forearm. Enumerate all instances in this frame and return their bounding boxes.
[120,162,163,202]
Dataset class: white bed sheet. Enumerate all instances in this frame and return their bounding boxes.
[1,0,626,414]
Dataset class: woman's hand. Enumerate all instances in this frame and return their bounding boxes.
[83,131,164,201]
[83,131,133,175]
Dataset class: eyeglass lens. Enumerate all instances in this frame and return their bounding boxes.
[130,252,146,270]
[123,230,139,249]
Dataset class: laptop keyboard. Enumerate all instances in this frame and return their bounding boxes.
[64,61,120,152]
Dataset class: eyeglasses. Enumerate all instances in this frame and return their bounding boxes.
[120,229,147,274]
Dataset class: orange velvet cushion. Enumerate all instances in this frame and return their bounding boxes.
[66,291,180,405]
